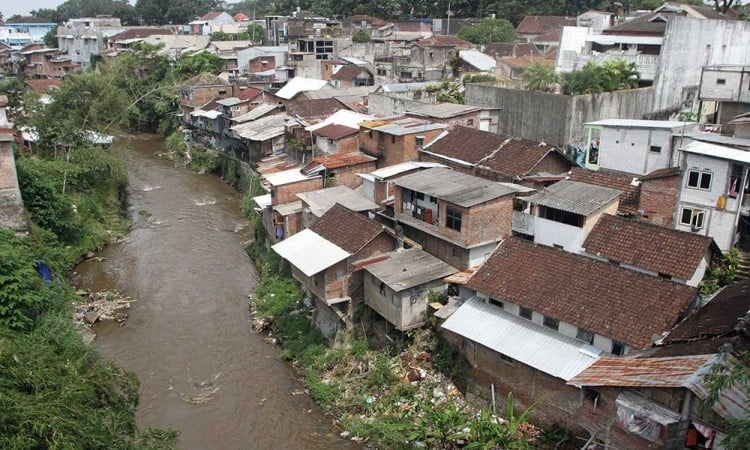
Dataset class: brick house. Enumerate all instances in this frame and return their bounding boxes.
[272,204,395,338]
[179,73,232,122]
[357,161,447,207]
[420,125,571,187]
[392,167,533,269]
[229,113,289,162]
[321,60,374,88]
[363,248,457,332]
[440,237,697,427]
[311,124,359,155]
[296,185,378,229]
[359,116,447,168]
[301,152,377,189]
[582,214,718,287]
[260,168,322,242]
[512,180,621,253]
[568,280,750,450]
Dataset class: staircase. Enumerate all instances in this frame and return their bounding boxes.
[735,251,750,282]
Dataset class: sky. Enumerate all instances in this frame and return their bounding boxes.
[3,0,65,17]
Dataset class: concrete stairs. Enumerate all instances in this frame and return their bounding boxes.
[735,251,750,281]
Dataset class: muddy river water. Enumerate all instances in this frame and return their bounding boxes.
[72,136,352,449]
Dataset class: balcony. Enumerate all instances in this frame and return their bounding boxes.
[512,211,535,236]
[558,51,659,81]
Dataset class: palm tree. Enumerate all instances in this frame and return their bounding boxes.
[522,62,559,92]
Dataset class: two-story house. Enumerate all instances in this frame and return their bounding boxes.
[582,214,717,287]
[698,64,750,134]
[512,180,621,253]
[359,116,447,167]
[392,167,533,269]
[440,237,697,426]
[675,135,750,251]
[272,204,395,338]
[363,248,457,333]
[357,161,447,207]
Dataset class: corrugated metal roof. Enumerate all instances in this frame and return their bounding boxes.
[230,103,281,124]
[442,297,601,381]
[190,109,222,119]
[393,167,524,207]
[360,116,447,136]
[683,132,750,149]
[271,229,350,277]
[526,180,621,216]
[367,161,447,180]
[297,185,379,217]
[273,200,303,216]
[364,249,458,292]
[380,82,433,93]
[339,56,368,66]
[459,50,497,71]
[568,355,714,388]
[681,140,750,164]
[252,194,272,209]
[305,110,375,132]
[407,102,481,119]
[586,119,694,129]
[216,97,242,107]
[275,77,329,100]
[263,168,316,187]
[230,113,288,141]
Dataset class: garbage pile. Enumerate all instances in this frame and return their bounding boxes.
[74,290,135,327]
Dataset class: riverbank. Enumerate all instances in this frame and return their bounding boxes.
[242,198,567,449]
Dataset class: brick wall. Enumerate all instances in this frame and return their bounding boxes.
[361,128,445,167]
[639,174,680,227]
[337,135,359,154]
[248,56,276,73]
[330,161,377,189]
[442,329,585,430]
[437,197,514,247]
[272,177,323,205]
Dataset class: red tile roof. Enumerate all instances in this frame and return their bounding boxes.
[201,11,226,20]
[516,16,576,35]
[424,126,568,177]
[568,167,640,215]
[331,65,371,81]
[236,87,263,101]
[302,152,376,173]
[465,237,697,349]
[286,98,345,121]
[313,124,359,140]
[482,42,541,58]
[310,203,387,254]
[583,214,715,280]
[416,35,472,49]
[25,78,61,92]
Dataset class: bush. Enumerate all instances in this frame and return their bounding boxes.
[352,29,371,43]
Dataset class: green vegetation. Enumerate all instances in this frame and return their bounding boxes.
[522,62,559,92]
[563,60,641,95]
[700,248,740,296]
[703,351,750,449]
[463,73,498,84]
[352,29,372,43]
[457,17,516,45]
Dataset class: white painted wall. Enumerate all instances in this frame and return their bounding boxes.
[533,217,585,253]
[598,126,695,175]
[469,242,499,267]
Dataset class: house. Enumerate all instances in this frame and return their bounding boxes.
[457,50,496,74]
[698,65,750,134]
[440,237,697,426]
[320,59,375,88]
[359,116,447,167]
[582,214,717,287]
[583,119,699,175]
[1,19,57,44]
[141,34,210,59]
[516,15,576,43]
[56,17,128,69]
[392,167,533,269]
[357,161,447,206]
[421,126,571,187]
[311,124,360,155]
[259,167,321,241]
[568,281,750,450]
[229,113,289,162]
[512,180,621,253]
[380,35,472,82]
[363,248,457,332]
[237,46,288,75]
[188,11,235,35]
[674,135,750,251]
[272,204,395,338]
[404,104,489,131]
[106,28,173,51]
[300,152,377,189]
[297,185,378,227]
[179,73,232,122]
[275,77,330,100]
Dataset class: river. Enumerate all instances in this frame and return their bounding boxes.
[72,135,351,449]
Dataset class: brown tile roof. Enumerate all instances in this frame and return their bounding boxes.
[310,203,387,254]
[25,78,61,92]
[424,126,568,177]
[109,28,173,41]
[532,29,563,43]
[465,237,697,349]
[201,11,226,20]
[483,42,541,58]
[568,167,640,215]
[302,152,376,173]
[416,35,472,49]
[313,124,359,140]
[236,87,263,101]
[498,55,555,69]
[568,354,714,388]
[583,214,715,280]
[516,16,576,35]
[286,98,345,121]
[331,65,370,81]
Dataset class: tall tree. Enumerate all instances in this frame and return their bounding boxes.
[456,17,515,45]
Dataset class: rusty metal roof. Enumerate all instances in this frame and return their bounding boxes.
[568,355,713,388]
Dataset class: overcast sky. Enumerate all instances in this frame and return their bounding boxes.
[3,0,65,17]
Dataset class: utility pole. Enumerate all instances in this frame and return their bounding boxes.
[446,2,452,35]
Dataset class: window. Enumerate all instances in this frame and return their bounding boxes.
[467,119,474,126]
[489,298,503,309]
[539,206,584,227]
[519,307,532,320]
[584,388,601,406]
[717,78,726,85]
[686,169,712,190]
[577,328,594,344]
[543,316,559,330]
[680,207,705,230]
[416,192,425,201]
[728,164,743,198]
[446,208,462,231]
[415,136,424,148]
[649,145,661,153]
[391,135,396,144]
[611,340,626,356]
